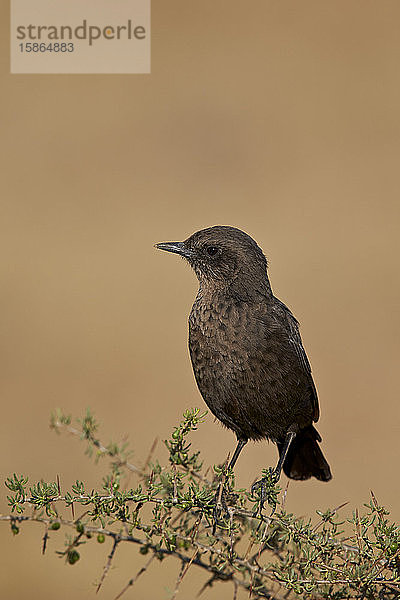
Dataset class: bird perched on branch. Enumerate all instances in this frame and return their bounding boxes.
[156,226,332,501]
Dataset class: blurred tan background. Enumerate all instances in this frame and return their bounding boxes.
[1,1,400,598]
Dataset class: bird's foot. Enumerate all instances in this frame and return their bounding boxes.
[212,482,228,534]
[212,482,238,534]
[251,467,280,518]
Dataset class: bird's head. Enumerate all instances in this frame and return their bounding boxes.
[156,226,271,296]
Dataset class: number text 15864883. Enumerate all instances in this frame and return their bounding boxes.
[19,42,75,53]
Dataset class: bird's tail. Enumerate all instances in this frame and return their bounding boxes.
[278,425,332,482]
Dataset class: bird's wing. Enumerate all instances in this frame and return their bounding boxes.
[271,298,320,423]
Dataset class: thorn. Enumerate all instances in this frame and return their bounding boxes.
[149,470,154,486]
[196,575,216,597]
[113,555,155,600]
[333,501,349,512]
[42,524,49,555]
[171,550,199,599]
[371,490,379,510]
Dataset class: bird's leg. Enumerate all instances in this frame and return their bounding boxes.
[213,438,247,532]
[251,431,296,516]
[228,438,248,471]
[274,431,296,480]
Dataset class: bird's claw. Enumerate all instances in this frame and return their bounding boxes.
[212,483,230,534]
[212,481,239,534]
[251,468,279,518]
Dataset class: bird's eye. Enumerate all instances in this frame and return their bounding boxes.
[206,246,219,257]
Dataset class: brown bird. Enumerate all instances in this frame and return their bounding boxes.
[156,226,332,496]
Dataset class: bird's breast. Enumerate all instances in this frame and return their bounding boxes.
[189,298,245,350]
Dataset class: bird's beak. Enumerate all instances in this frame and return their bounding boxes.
[155,241,191,258]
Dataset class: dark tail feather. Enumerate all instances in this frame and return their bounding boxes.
[278,425,332,482]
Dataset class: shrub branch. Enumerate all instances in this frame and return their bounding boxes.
[2,408,400,599]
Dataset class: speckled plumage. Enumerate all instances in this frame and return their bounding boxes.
[157,226,332,482]
[189,291,318,442]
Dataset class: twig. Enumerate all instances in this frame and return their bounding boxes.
[96,536,120,593]
[311,501,349,533]
[143,437,158,473]
[2,512,399,597]
[232,579,238,600]
[52,420,142,474]
[354,508,363,564]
